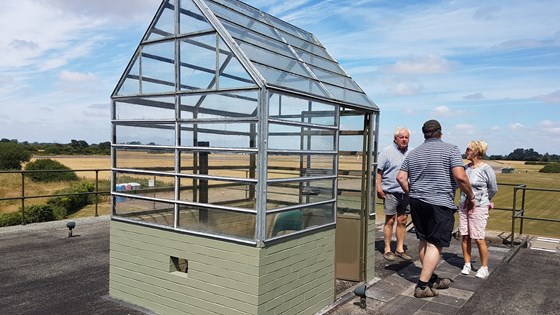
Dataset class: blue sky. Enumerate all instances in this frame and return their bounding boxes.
[1,0,559,155]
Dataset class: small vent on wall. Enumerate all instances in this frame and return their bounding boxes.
[170,256,188,277]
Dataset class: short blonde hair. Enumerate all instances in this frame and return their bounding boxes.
[467,140,488,156]
[394,127,410,138]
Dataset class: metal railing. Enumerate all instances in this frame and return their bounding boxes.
[2,170,560,242]
[487,183,560,246]
[0,169,111,223]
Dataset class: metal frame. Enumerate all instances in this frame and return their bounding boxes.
[110,0,379,246]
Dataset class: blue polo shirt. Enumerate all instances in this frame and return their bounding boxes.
[399,138,464,209]
[378,142,411,193]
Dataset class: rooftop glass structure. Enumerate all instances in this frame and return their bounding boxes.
[110,0,379,246]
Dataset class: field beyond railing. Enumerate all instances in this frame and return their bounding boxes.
[1,157,560,239]
[0,169,112,219]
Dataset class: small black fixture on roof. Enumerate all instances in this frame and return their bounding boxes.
[66,221,76,238]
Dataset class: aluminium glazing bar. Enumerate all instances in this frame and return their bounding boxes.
[112,216,258,245]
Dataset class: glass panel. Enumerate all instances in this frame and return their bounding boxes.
[115,147,175,173]
[177,205,255,240]
[267,179,335,210]
[179,0,213,34]
[217,39,255,89]
[278,30,331,60]
[268,93,336,126]
[179,35,217,91]
[221,20,293,57]
[180,91,258,119]
[236,41,312,78]
[141,41,176,94]
[293,48,346,75]
[205,1,281,41]
[114,197,175,227]
[115,123,175,146]
[178,177,255,209]
[266,203,335,238]
[115,55,140,96]
[179,151,257,179]
[179,122,256,148]
[267,154,335,179]
[205,0,262,21]
[268,123,335,151]
[323,82,376,108]
[308,65,361,92]
[115,96,175,120]
[254,64,328,97]
[338,110,367,216]
[146,0,175,41]
[266,15,319,45]
[115,172,175,201]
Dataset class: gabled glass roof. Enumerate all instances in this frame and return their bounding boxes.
[112,0,377,110]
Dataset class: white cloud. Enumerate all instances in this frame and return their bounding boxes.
[401,108,416,115]
[473,6,501,21]
[455,124,476,135]
[510,122,525,130]
[383,54,454,74]
[430,105,466,117]
[534,89,560,104]
[387,81,424,96]
[491,126,500,131]
[59,71,99,83]
[537,120,560,135]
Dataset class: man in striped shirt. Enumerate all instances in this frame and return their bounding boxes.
[396,119,476,298]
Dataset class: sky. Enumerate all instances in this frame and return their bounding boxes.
[1,0,559,156]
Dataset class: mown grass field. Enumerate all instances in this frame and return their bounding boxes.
[2,156,559,237]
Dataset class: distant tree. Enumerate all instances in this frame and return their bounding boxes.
[0,142,32,170]
[24,159,78,182]
[539,163,560,173]
[507,148,541,161]
[488,155,504,160]
[44,144,62,155]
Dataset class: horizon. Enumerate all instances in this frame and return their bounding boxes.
[1,0,559,155]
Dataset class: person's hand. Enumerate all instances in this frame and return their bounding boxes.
[377,190,386,199]
[489,202,494,209]
[466,198,476,215]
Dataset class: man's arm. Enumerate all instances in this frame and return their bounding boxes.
[452,166,476,212]
[396,170,409,194]
[376,170,386,199]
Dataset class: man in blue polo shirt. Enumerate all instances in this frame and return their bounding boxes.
[376,127,413,261]
[397,119,476,298]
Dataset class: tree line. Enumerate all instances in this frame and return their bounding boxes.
[487,148,560,162]
[0,139,110,170]
[2,138,560,170]
[1,138,110,156]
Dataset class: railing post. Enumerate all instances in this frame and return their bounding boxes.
[95,170,99,217]
[511,186,517,246]
[21,172,25,225]
[519,185,526,235]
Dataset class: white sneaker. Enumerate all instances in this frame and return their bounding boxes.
[475,267,489,278]
[461,264,471,275]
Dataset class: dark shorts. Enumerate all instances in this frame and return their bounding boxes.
[409,198,455,247]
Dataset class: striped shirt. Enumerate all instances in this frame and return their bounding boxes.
[400,138,464,209]
[378,142,411,193]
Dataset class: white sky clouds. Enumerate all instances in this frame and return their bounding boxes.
[0,0,559,154]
